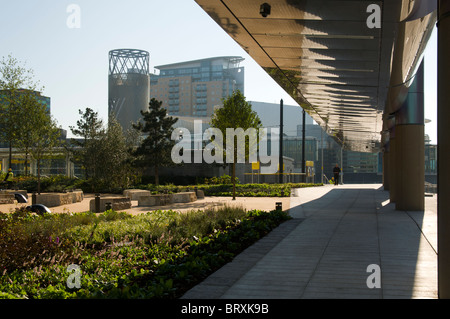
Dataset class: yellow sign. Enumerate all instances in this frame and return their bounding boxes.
[306,161,314,167]
[251,162,260,170]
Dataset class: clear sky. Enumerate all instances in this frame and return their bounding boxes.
[0,0,437,144]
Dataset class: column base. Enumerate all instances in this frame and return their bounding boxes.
[395,124,424,211]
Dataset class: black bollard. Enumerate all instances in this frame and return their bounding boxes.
[95,193,100,213]
[275,202,282,211]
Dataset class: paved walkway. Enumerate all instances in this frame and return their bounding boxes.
[182,184,438,299]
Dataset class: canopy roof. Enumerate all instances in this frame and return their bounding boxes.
[194,0,436,152]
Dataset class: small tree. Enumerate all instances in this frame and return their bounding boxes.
[132,98,178,185]
[69,109,133,191]
[98,115,131,189]
[69,108,105,181]
[210,90,262,199]
[28,111,61,194]
[14,91,44,176]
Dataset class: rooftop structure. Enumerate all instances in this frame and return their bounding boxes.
[108,49,150,131]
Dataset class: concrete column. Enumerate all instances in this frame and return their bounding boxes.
[438,0,450,299]
[393,61,425,211]
[383,114,395,194]
[395,125,425,210]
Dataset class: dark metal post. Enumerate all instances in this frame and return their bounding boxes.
[95,193,100,213]
[302,109,306,182]
[438,0,450,299]
[279,99,283,183]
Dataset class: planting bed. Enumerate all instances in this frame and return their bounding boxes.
[0,206,290,299]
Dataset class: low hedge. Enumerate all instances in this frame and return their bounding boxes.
[14,175,323,198]
[137,182,323,197]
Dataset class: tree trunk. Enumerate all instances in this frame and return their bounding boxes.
[24,151,29,176]
[37,158,41,195]
[9,141,12,170]
[155,165,159,186]
[232,163,236,200]
[232,150,237,200]
[8,94,13,171]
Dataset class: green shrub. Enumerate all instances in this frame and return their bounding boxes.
[15,175,82,193]
[135,182,322,198]
[0,206,290,299]
[204,174,239,185]
[198,182,322,197]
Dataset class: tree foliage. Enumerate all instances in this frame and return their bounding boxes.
[210,90,262,199]
[98,115,133,189]
[14,91,52,176]
[69,108,105,181]
[132,98,178,185]
[0,54,43,168]
[69,108,132,192]
[27,107,61,194]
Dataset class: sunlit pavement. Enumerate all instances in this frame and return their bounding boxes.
[182,184,437,299]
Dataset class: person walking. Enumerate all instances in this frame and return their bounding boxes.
[4,168,14,189]
[333,164,340,186]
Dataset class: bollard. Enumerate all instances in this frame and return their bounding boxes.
[95,193,100,213]
[105,202,112,211]
[32,192,36,205]
[275,202,282,211]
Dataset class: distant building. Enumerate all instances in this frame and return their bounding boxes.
[249,101,383,184]
[296,121,382,184]
[425,136,437,185]
[250,101,313,137]
[150,56,244,117]
[0,88,50,112]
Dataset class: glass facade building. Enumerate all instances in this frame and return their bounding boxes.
[282,137,318,170]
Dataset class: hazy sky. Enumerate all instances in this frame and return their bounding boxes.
[0,0,437,143]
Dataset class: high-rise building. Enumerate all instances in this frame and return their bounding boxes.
[108,49,150,131]
[150,56,244,117]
